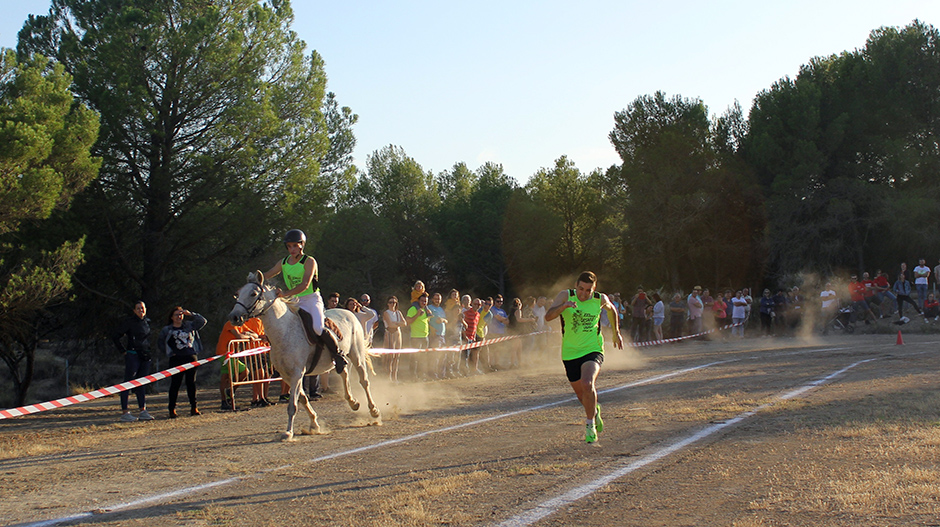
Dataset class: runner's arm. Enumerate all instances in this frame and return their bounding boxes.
[544,290,573,322]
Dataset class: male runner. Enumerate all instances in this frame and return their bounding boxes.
[545,271,623,443]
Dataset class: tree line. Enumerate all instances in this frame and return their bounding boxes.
[1,1,938,404]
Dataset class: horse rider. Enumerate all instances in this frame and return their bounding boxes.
[263,229,347,373]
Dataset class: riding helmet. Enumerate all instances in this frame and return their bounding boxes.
[283,229,306,245]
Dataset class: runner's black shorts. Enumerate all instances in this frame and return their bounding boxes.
[562,351,604,382]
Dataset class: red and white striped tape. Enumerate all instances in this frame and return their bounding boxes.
[2,322,741,419]
[625,322,745,347]
[0,351,244,420]
[370,322,743,355]
[369,330,551,355]
[228,345,271,359]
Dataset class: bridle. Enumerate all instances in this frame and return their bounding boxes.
[234,282,275,318]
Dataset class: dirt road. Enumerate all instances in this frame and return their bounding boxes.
[2,334,939,526]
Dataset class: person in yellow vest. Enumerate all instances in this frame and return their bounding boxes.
[263,229,347,373]
[544,271,623,443]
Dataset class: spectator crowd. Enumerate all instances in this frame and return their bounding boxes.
[113,258,940,421]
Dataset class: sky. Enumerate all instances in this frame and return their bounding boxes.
[2,1,938,184]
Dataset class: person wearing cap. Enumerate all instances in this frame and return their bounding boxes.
[263,229,347,374]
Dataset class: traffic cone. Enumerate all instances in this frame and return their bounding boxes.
[896,330,904,345]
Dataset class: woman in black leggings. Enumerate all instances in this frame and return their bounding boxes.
[158,306,207,418]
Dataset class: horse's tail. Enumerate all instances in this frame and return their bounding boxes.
[364,348,378,376]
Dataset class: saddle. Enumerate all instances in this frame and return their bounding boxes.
[297,310,344,346]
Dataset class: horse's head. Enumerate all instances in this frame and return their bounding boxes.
[228,270,273,325]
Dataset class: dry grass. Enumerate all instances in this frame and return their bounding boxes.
[506,460,589,476]
[659,391,760,422]
[745,385,940,519]
[175,504,237,525]
[0,415,178,459]
[363,470,491,526]
[0,426,112,459]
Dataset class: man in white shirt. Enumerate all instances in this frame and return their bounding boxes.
[687,286,704,335]
[532,296,547,331]
[914,259,931,310]
[359,294,379,345]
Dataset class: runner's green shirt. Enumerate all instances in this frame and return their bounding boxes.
[281,255,317,297]
[560,289,604,361]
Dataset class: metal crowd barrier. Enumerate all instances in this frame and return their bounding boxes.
[224,338,281,411]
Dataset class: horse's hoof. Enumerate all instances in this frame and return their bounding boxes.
[280,432,294,442]
[370,407,380,418]
[351,401,360,411]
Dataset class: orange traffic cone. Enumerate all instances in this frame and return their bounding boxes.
[896,330,904,345]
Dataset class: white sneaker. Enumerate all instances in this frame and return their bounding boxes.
[585,422,598,443]
[119,412,138,422]
[138,410,154,421]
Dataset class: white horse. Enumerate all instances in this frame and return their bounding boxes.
[228,271,380,440]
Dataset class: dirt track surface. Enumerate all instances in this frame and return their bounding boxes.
[2,334,940,527]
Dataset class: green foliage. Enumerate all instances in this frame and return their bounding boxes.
[0,50,100,234]
[350,145,443,286]
[607,92,766,291]
[0,238,87,406]
[17,0,333,317]
[0,49,99,405]
[744,20,940,279]
[522,156,618,280]
[435,162,517,294]
[316,205,402,297]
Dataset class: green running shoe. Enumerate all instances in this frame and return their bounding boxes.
[585,422,598,443]
[594,403,603,434]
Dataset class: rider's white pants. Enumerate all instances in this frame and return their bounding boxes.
[297,291,324,335]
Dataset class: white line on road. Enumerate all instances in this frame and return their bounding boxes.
[493,358,879,527]
[17,348,857,527]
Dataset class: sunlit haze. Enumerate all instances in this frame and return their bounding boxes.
[2,0,937,183]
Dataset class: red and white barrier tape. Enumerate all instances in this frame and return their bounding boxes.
[0,352,238,420]
[625,322,744,347]
[227,345,271,359]
[370,322,744,354]
[2,322,741,419]
[370,330,551,355]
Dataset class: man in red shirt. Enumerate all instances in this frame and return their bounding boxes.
[872,270,897,316]
[461,296,482,374]
[849,274,876,324]
[861,272,884,318]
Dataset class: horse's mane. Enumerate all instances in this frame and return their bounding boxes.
[280,295,300,309]
[254,281,300,311]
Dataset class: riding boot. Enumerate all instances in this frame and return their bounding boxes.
[297,308,348,374]
[320,329,348,374]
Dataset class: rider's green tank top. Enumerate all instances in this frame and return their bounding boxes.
[560,289,604,361]
[281,254,318,296]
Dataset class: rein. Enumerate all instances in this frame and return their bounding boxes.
[235,282,276,318]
